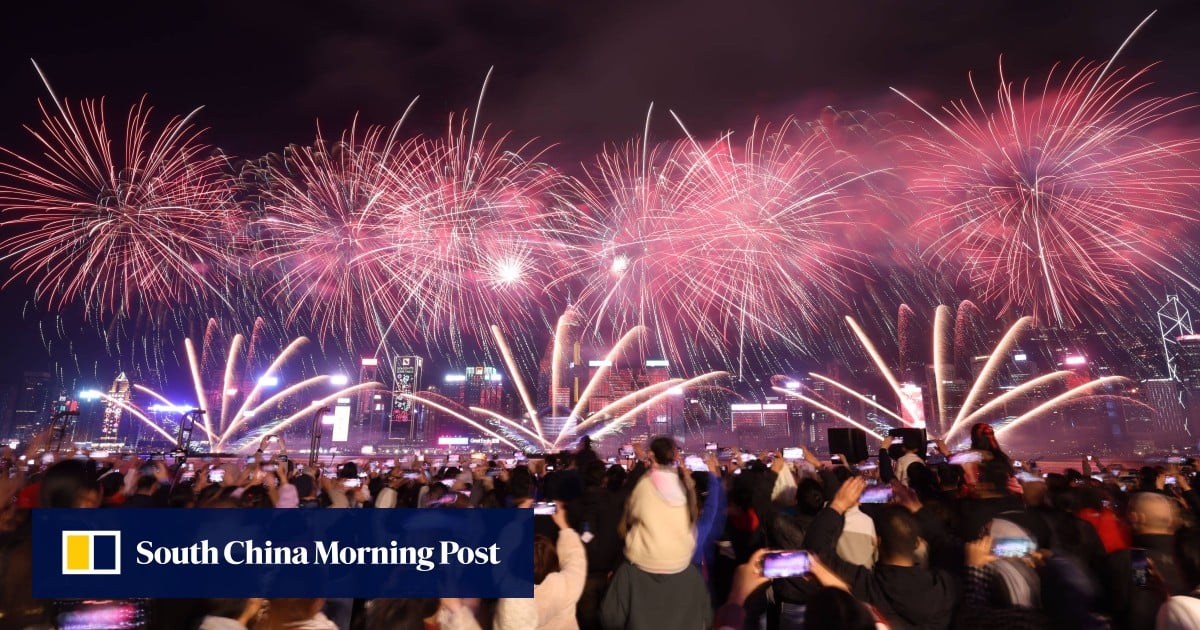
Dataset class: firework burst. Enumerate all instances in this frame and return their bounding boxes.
[0,69,239,319]
[571,113,876,367]
[897,57,1200,326]
[253,118,415,348]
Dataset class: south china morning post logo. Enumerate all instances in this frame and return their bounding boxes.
[61,530,121,575]
[36,509,533,599]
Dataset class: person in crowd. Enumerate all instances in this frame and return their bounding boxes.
[1157,525,1200,628]
[599,436,711,630]
[567,460,625,629]
[804,476,958,628]
[1106,490,1188,629]
[497,501,586,629]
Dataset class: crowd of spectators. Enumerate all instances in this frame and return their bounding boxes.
[3,425,1200,629]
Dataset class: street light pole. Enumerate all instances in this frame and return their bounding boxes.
[309,406,331,468]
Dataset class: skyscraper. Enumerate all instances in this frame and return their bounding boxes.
[12,371,53,443]
[389,357,422,441]
[356,358,387,444]
[99,373,130,444]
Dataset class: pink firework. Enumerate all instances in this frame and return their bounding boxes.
[257,111,569,350]
[573,116,872,360]
[373,112,569,346]
[253,119,414,347]
[0,91,238,317]
[899,59,1200,325]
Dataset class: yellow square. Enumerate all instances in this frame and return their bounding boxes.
[65,534,90,571]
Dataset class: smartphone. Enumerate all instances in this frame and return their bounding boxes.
[440,479,456,488]
[684,456,708,472]
[180,471,196,482]
[55,600,147,630]
[1086,455,1094,461]
[783,447,803,461]
[705,442,718,452]
[403,472,420,480]
[41,453,55,464]
[740,453,756,464]
[1013,461,1023,469]
[533,501,557,516]
[261,464,277,473]
[1166,476,1178,485]
[761,550,811,578]
[1131,548,1149,586]
[207,469,225,484]
[831,455,843,465]
[244,456,256,465]
[447,455,461,463]
[619,445,634,458]
[860,486,894,504]
[992,537,1036,558]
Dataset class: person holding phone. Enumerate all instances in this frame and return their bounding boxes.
[495,501,586,630]
[1104,492,1187,628]
[801,476,957,629]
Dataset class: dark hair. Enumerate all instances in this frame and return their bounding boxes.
[978,459,1012,495]
[338,462,359,479]
[240,485,273,508]
[40,459,91,508]
[970,423,1011,467]
[583,460,607,488]
[136,475,158,492]
[533,534,559,584]
[876,505,922,561]
[292,474,315,498]
[649,437,677,466]
[796,478,826,515]
[508,465,533,501]
[604,464,627,492]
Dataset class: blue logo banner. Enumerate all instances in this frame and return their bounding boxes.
[34,509,534,598]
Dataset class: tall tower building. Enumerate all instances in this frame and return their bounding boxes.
[356,358,387,445]
[1159,295,1194,382]
[389,357,422,441]
[99,373,131,444]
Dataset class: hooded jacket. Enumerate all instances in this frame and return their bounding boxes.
[622,467,695,574]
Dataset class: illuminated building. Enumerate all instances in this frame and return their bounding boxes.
[356,358,387,444]
[11,372,53,442]
[731,402,792,447]
[99,372,130,444]
[389,356,422,441]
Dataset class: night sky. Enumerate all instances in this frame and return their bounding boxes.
[1,0,1199,384]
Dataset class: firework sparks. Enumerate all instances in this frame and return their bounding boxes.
[897,55,1200,325]
[570,113,875,364]
[0,68,239,318]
